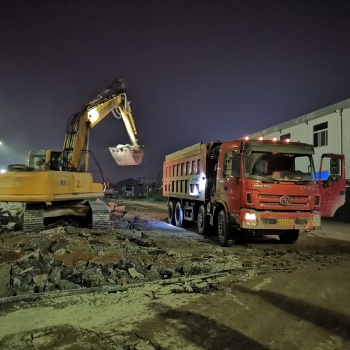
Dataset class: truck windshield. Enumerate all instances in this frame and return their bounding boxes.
[244,151,315,183]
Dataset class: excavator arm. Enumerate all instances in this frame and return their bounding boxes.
[60,78,144,172]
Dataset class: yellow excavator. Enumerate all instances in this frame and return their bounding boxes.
[0,78,144,230]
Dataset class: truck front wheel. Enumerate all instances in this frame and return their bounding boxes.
[168,201,176,225]
[217,209,234,247]
[198,205,211,236]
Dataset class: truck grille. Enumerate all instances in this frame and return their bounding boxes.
[259,194,309,209]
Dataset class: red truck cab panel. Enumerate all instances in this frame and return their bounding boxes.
[318,154,346,217]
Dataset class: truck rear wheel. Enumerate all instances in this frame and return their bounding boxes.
[168,201,176,225]
[175,202,184,227]
[217,209,235,247]
[197,205,211,236]
[279,230,299,244]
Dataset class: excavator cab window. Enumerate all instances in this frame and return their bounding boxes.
[29,153,47,170]
[50,151,62,171]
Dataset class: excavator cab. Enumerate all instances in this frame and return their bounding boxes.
[28,150,62,171]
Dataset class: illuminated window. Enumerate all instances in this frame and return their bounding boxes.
[313,122,328,147]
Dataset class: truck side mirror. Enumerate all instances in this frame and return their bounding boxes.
[223,151,233,178]
[330,157,340,175]
[224,151,240,179]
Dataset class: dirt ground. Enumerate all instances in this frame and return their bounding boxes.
[0,198,350,350]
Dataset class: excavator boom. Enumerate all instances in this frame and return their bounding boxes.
[61,78,144,170]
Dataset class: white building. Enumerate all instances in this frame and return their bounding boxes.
[248,98,350,183]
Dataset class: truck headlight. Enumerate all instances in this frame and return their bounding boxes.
[245,212,257,226]
[312,213,321,226]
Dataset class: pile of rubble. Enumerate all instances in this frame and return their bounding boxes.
[0,202,24,231]
[0,220,220,299]
[1,200,347,302]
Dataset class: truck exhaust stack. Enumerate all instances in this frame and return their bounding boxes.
[109,145,144,166]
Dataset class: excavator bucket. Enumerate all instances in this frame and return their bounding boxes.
[109,145,144,166]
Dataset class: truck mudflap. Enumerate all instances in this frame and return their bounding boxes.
[239,209,321,230]
[109,145,144,166]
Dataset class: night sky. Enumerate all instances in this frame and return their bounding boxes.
[1,0,350,183]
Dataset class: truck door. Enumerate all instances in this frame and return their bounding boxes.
[318,154,346,217]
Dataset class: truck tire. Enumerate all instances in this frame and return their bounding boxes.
[279,230,299,244]
[168,201,176,225]
[217,209,234,247]
[175,202,184,227]
[197,205,210,236]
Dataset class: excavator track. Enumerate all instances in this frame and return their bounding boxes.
[22,201,110,231]
[23,204,45,231]
[88,200,111,230]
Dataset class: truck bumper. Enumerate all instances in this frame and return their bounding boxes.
[237,209,321,230]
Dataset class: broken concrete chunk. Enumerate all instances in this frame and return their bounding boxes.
[0,263,12,298]
[116,228,143,239]
[33,274,48,285]
[128,267,144,279]
[49,268,61,285]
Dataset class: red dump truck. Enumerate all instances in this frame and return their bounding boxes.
[163,139,346,246]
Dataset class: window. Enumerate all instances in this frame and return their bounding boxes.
[280,133,290,141]
[313,122,328,147]
[231,153,240,177]
[224,150,240,178]
[245,151,314,182]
